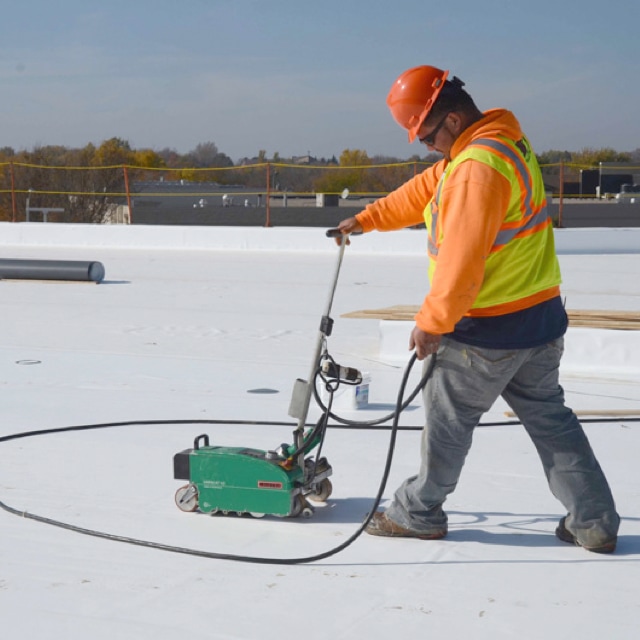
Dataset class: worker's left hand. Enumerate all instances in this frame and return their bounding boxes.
[333,217,363,245]
[409,326,441,360]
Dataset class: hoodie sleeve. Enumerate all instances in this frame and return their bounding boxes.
[414,158,512,334]
[354,162,445,232]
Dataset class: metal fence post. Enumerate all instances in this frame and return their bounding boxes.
[123,165,133,224]
[265,162,271,227]
[558,161,564,227]
[9,162,16,222]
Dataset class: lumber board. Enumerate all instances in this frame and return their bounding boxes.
[341,306,640,330]
[504,409,640,418]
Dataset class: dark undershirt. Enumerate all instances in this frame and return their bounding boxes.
[448,295,568,349]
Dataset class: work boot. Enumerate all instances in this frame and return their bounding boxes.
[365,511,447,540]
[555,516,617,554]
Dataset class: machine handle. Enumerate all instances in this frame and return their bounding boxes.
[325,228,362,238]
[194,434,210,449]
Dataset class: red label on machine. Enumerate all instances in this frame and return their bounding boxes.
[258,481,283,489]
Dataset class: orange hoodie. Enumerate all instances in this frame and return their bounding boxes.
[355,109,559,334]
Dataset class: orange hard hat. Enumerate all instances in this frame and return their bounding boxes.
[386,65,449,142]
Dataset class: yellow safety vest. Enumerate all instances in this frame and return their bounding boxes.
[424,136,561,311]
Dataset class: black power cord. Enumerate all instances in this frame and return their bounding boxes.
[0,353,433,565]
[313,351,424,428]
[1,355,637,565]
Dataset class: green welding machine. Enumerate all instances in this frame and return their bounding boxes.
[173,433,333,518]
[172,230,361,519]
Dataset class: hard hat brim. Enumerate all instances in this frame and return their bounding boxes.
[406,69,449,143]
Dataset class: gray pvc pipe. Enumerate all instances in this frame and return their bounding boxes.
[0,259,105,283]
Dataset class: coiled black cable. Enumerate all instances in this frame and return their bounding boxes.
[1,354,636,565]
[313,352,424,428]
[0,353,433,565]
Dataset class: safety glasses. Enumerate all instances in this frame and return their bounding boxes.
[418,113,449,146]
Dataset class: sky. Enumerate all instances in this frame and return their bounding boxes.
[1,0,639,162]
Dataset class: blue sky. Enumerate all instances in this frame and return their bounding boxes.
[1,0,638,161]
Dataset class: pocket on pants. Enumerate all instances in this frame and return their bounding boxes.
[462,345,520,377]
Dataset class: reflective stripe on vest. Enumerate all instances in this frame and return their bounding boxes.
[472,138,550,250]
[427,136,550,258]
[423,133,560,311]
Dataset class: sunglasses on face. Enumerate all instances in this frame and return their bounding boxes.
[419,113,449,146]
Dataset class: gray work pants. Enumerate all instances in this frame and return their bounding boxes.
[385,337,620,546]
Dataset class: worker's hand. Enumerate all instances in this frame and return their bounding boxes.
[334,217,363,245]
[409,326,442,360]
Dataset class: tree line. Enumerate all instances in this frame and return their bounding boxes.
[1,138,638,223]
[2,137,637,171]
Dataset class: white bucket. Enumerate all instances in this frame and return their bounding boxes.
[321,373,370,411]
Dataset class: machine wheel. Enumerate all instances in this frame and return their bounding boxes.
[175,484,199,512]
[290,494,314,518]
[307,478,333,503]
[249,512,266,519]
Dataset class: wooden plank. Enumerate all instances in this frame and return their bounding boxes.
[342,305,419,320]
[505,409,640,418]
[341,306,640,330]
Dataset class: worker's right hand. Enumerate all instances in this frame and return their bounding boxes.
[409,326,442,360]
[334,217,363,245]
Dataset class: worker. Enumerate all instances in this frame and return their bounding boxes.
[336,65,619,553]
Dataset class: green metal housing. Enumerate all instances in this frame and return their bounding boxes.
[186,445,304,516]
